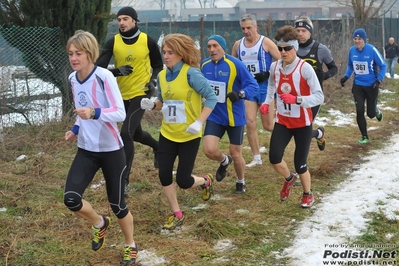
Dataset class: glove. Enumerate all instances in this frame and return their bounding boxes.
[259,103,269,115]
[372,80,381,90]
[254,71,270,83]
[227,90,244,103]
[117,65,133,76]
[145,80,156,98]
[340,76,348,87]
[140,98,155,110]
[186,120,203,135]
[280,93,296,104]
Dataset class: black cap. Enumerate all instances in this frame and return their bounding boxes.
[117,7,140,22]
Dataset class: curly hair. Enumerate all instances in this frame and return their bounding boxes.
[162,34,201,68]
[274,25,298,43]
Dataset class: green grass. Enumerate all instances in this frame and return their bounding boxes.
[1,77,399,265]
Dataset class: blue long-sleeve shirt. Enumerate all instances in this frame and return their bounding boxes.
[201,54,259,127]
[344,43,387,86]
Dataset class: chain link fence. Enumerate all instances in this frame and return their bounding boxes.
[1,17,395,130]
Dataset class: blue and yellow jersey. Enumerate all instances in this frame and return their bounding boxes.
[201,54,258,127]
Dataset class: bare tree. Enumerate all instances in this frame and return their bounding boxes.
[197,0,209,9]
[179,0,187,9]
[335,0,396,28]
[153,0,166,10]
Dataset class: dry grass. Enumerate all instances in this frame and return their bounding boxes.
[1,77,399,265]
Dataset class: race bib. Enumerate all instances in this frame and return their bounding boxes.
[243,60,260,74]
[208,80,226,103]
[276,97,300,118]
[353,61,369,75]
[162,100,186,124]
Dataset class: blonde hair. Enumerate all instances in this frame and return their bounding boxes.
[162,34,201,68]
[66,30,99,63]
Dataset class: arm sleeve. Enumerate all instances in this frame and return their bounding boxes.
[264,62,276,105]
[374,47,387,81]
[148,37,164,80]
[323,61,338,80]
[344,49,354,78]
[99,71,126,122]
[301,63,324,108]
[96,38,114,68]
[187,67,217,110]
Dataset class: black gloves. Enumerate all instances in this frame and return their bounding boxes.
[117,65,133,76]
[145,80,156,98]
[227,90,245,103]
[372,80,381,90]
[340,76,348,87]
[254,71,270,83]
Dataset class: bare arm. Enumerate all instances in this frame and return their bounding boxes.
[262,37,280,61]
[231,40,240,58]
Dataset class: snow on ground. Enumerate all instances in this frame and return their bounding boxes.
[283,133,399,265]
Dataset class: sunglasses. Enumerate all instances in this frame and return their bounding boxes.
[277,46,295,52]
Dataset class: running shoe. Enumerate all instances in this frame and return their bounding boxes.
[162,214,185,230]
[316,126,325,151]
[357,136,370,144]
[246,159,262,167]
[376,111,383,122]
[215,155,232,182]
[234,182,246,194]
[92,216,110,251]
[301,192,315,208]
[280,174,296,201]
[120,244,138,265]
[201,174,214,201]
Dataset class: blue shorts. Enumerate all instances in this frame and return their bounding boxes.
[247,80,267,105]
[204,120,245,145]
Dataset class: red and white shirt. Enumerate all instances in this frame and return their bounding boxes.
[265,57,324,129]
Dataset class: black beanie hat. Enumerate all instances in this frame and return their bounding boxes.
[117,7,140,22]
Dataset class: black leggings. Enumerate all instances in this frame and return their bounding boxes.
[157,133,201,189]
[64,148,129,219]
[352,84,379,137]
[121,96,159,185]
[269,123,312,174]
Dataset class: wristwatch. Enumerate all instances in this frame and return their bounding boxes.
[238,90,246,99]
[296,96,303,105]
[90,107,95,119]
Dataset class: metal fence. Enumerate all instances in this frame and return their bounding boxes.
[0,17,397,129]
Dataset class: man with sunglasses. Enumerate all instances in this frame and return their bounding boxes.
[259,25,324,208]
[340,28,386,144]
[294,16,337,152]
[232,14,280,168]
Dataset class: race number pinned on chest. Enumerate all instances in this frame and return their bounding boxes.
[353,61,369,75]
[162,100,187,124]
[208,80,226,103]
[243,60,260,74]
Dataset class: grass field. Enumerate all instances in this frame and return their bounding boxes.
[1,76,399,266]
